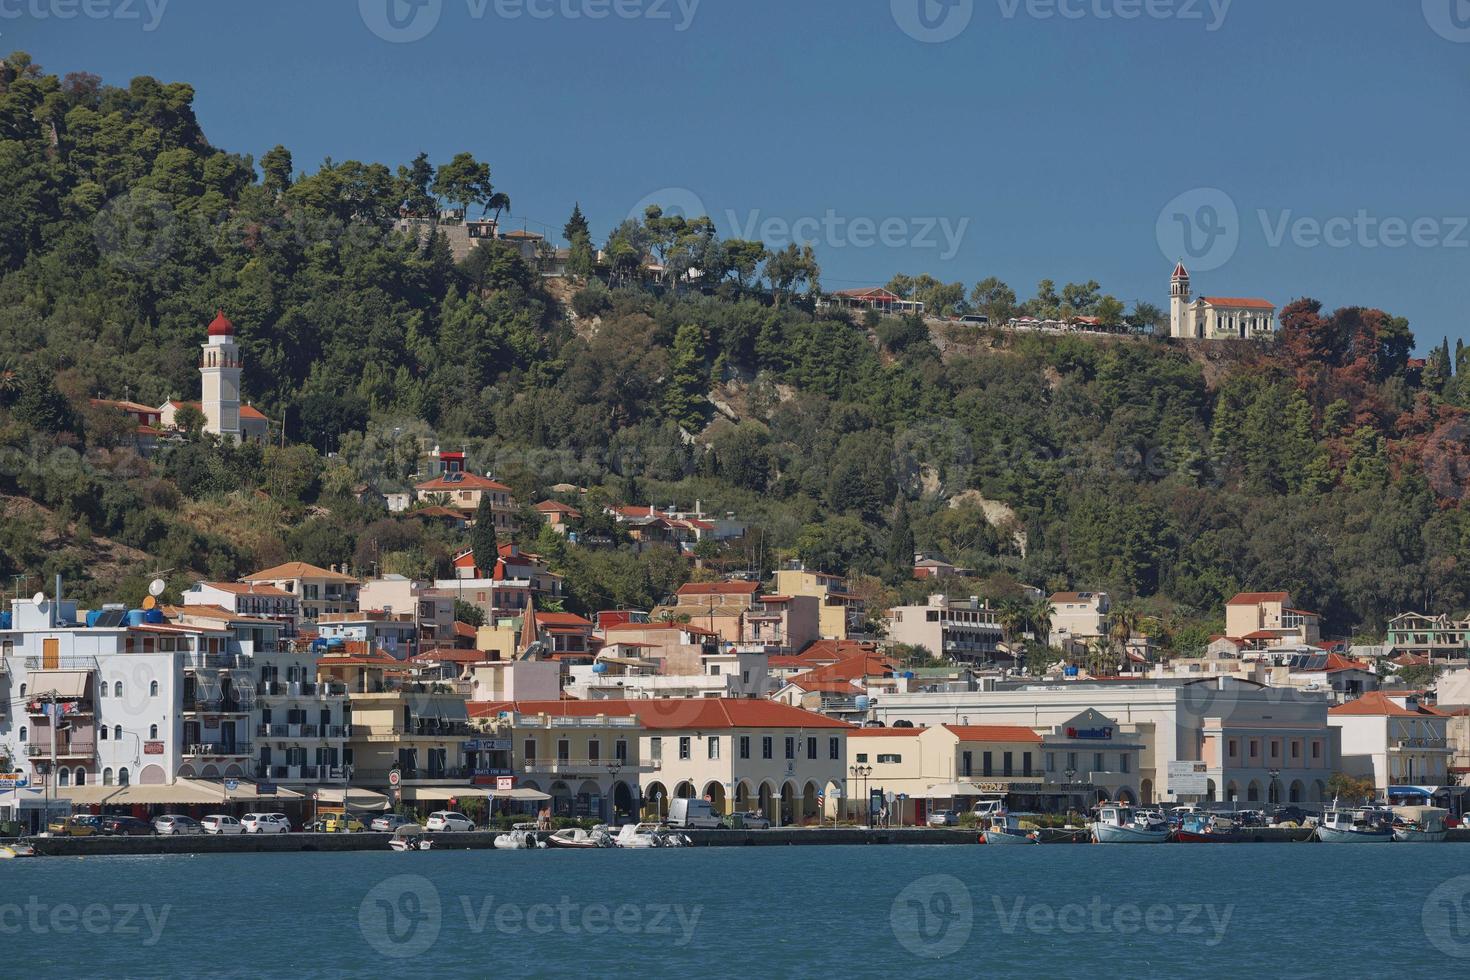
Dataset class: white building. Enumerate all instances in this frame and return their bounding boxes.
[1169,263,1277,340]
[1048,591,1111,651]
[1328,691,1451,794]
[885,594,1003,664]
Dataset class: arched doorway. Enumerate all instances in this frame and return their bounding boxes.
[1225,781,1239,804]
[577,780,601,819]
[140,765,166,785]
[733,780,753,813]
[781,781,799,826]
[612,781,636,823]
[643,781,669,819]
[674,780,696,800]
[1205,779,1217,803]
[704,781,727,815]
[1312,780,1326,803]
[1116,788,1134,805]
[1139,779,1153,805]
[550,780,572,817]
[1246,781,1261,803]
[757,782,776,822]
[1289,780,1304,804]
[802,781,819,824]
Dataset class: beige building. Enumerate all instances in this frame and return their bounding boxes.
[1329,691,1451,794]
[1169,264,1277,340]
[357,576,457,651]
[242,562,361,625]
[1223,591,1322,648]
[740,594,821,653]
[651,581,759,645]
[886,594,1003,664]
[1047,591,1111,650]
[772,567,864,640]
[414,472,518,531]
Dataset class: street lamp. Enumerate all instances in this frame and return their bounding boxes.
[607,761,623,823]
[850,764,873,827]
[1269,768,1281,807]
[1064,768,1077,817]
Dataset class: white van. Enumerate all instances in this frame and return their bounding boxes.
[667,798,721,829]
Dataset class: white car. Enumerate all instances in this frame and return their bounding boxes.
[153,815,203,835]
[201,814,244,835]
[241,813,291,834]
[425,811,475,832]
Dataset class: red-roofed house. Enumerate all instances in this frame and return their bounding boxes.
[415,472,518,531]
[650,580,761,644]
[1169,264,1277,340]
[1329,692,1451,794]
[182,580,300,636]
[1224,591,1320,649]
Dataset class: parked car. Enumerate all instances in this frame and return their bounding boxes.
[323,814,367,833]
[302,819,328,833]
[968,800,1008,820]
[47,815,99,837]
[927,810,959,827]
[424,811,475,832]
[370,814,417,833]
[667,799,722,829]
[722,811,771,830]
[241,813,292,834]
[99,815,155,836]
[201,814,244,835]
[154,815,204,836]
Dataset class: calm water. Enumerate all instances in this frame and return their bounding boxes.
[5,844,1470,978]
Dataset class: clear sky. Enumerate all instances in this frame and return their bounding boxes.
[8,0,1470,350]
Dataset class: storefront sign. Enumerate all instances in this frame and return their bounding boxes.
[496,776,515,790]
[0,774,28,789]
[1066,726,1113,740]
[144,742,164,755]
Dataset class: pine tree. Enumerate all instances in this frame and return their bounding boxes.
[664,323,707,431]
[564,203,590,244]
[885,496,914,580]
[471,495,498,574]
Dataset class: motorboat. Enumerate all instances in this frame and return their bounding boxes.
[0,841,38,859]
[388,825,434,852]
[547,827,617,849]
[1392,805,1449,843]
[981,814,1039,845]
[1315,801,1394,843]
[613,822,668,848]
[1091,805,1172,843]
[1174,812,1242,843]
[493,823,547,850]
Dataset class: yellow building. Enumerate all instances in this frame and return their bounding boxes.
[772,567,864,640]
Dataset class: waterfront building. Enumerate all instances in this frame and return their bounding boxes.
[847,724,1049,822]
[1329,691,1452,795]
[886,594,1003,664]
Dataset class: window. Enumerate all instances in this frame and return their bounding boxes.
[1227,739,1238,760]
[58,768,70,787]
[114,725,122,740]
[762,737,773,760]
[1291,740,1301,760]
[150,681,159,697]
[856,753,869,763]
[1003,752,1014,777]
[114,681,122,698]
[1045,752,1056,772]
[983,751,993,777]
[807,737,817,759]
[1119,754,1130,774]
[1094,753,1104,773]
[784,737,796,760]
[99,726,108,741]
[708,737,720,761]
[1270,740,1280,759]
[523,738,536,762]
[1312,741,1322,760]
[149,724,159,739]
[588,740,600,763]
[118,768,130,786]
[74,769,86,786]
[961,751,973,777]
[740,736,751,759]
[615,740,628,763]
[650,737,662,761]
[829,737,840,760]
[1066,751,1078,772]
[877,754,902,764]
[18,726,26,743]
[557,739,570,763]
[1023,752,1032,777]
[679,737,691,761]
[103,768,113,786]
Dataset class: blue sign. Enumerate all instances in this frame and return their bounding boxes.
[1067,726,1113,740]
[257,783,278,796]
[224,778,239,791]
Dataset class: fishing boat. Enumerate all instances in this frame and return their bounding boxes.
[494,823,547,850]
[388,825,434,852]
[1391,805,1449,843]
[547,827,617,849]
[1315,801,1393,843]
[981,814,1039,845]
[1174,812,1242,843]
[1091,805,1172,843]
[0,841,38,859]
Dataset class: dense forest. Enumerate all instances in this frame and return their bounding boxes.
[3,52,1470,651]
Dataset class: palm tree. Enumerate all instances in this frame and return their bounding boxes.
[1028,597,1055,647]
[995,598,1027,659]
[1084,638,1114,678]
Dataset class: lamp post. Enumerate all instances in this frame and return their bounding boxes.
[1065,768,1077,817]
[1269,768,1281,807]
[606,761,623,823]
[850,764,872,827]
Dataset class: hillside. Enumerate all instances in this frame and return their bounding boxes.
[3,51,1470,645]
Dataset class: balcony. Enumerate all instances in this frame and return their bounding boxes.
[255,724,351,739]
[1393,739,1452,752]
[522,758,657,775]
[27,701,94,717]
[183,653,238,671]
[27,741,97,759]
[254,764,327,782]
[184,698,252,714]
[354,721,474,742]
[182,741,253,757]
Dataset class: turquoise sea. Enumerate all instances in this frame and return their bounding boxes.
[4,844,1470,978]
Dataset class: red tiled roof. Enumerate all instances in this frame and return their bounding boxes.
[1226,592,1290,605]
[536,612,594,628]
[415,473,512,492]
[676,581,759,597]
[197,582,296,598]
[244,562,358,583]
[1329,692,1436,717]
[468,698,853,730]
[1200,297,1275,310]
[941,724,1043,743]
[454,621,477,639]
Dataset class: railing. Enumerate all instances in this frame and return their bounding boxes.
[522,759,656,774]
[186,698,251,713]
[255,724,352,739]
[183,653,237,671]
[255,764,321,781]
[257,681,323,697]
[183,742,253,757]
[1394,738,1450,749]
[27,700,94,715]
[27,743,97,757]
[23,655,99,672]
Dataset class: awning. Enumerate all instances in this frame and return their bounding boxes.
[28,670,90,699]
[0,787,70,812]
[400,786,496,802]
[57,779,303,806]
[312,787,391,811]
[495,788,551,802]
[923,781,993,798]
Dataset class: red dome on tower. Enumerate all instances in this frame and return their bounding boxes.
[207,309,235,337]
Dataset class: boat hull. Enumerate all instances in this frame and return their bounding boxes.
[983,830,1038,845]
[1315,826,1393,843]
[1091,823,1172,844]
[1393,828,1447,843]
[1174,830,1242,844]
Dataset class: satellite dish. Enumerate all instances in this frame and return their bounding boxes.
[149,578,166,597]
[32,592,47,611]
[142,596,157,611]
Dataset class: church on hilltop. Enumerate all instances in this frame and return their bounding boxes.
[1169,263,1277,341]
[95,310,271,450]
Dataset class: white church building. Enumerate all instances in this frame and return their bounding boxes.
[1169,263,1277,341]
[154,310,271,443]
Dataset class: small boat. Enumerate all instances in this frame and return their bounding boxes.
[1392,805,1449,843]
[547,827,617,849]
[1091,805,1172,843]
[493,823,547,850]
[614,822,668,848]
[1174,812,1242,843]
[1315,801,1394,843]
[388,825,433,851]
[0,841,38,859]
[982,814,1039,845]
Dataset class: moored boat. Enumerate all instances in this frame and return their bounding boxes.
[982,814,1039,845]
[388,825,433,851]
[494,823,547,849]
[1174,812,1242,843]
[1315,802,1393,843]
[613,822,666,848]
[1391,805,1449,843]
[547,827,617,849]
[0,841,38,858]
[1091,805,1172,843]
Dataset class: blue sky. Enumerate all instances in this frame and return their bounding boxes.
[9,0,1470,350]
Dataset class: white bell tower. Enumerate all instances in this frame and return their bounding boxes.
[201,309,242,440]
[1169,262,1192,339]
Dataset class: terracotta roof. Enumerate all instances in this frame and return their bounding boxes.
[197,582,296,598]
[789,654,898,687]
[535,612,594,629]
[1329,692,1437,718]
[415,473,513,492]
[1226,592,1290,605]
[603,622,720,637]
[676,581,760,597]
[90,398,160,415]
[1172,262,1189,279]
[207,309,235,337]
[1200,297,1275,310]
[243,562,358,584]
[468,698,854,730]
[535,501,582,515]
[454,621,477,639]
[168,399,268,422]
[940,724,1043,743]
